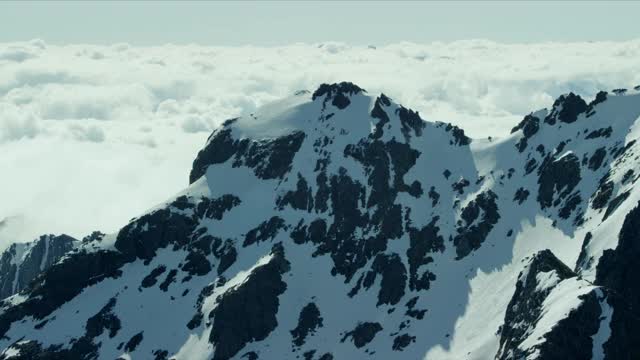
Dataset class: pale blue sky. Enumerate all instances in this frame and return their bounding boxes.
[1,1,639,45]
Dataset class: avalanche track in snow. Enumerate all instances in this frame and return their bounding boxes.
[1,82,640,360]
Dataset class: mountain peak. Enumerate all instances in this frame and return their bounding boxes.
[311,82,366,109]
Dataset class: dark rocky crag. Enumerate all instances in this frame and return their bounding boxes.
[496,250,602,360]
[595,201,640,359]
[0,234,77,299]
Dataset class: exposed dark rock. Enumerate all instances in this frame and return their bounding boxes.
[215,240,237,275]
[585,91,608,117]
[208,244,290,360]
[544,93,587,125]
[428,186,440,206]
[444,123,471,146]
[407,217,444,291]
[232,131,307,180]
[575,232,593,271]
[588,147,607,170]
[314,171,330,213]
[189,127,240,184]
[243,216,287,247]
[602,190,630,221]
[186,283,216,330]
[171,195,194,211]
[558,192,582,219]
[182,251,212,276]
[407,180,424,197]
[621,169,635,184]
[596,201,640,359]
[496,250,589,360]
[537,153,581,209]
[4,296,125,358]
[312,82,364,110]
[311,167,369,280]
[396,106,426,138]
[453,191,500,259]
[592,178,614,210]
[513,187,530,204]
[0,249,126,339]
[0,234,76,299]
[290,218,327,246]
[190,126,306,183]
[86,297,121,339]
[159,269,177,292]
[345,139,421,206]
[242,351,259,360]
[124,331,144,352]
[189,233,216,256]
[153,350,169,360]
[140,265,167,288]
[331,137,420,280]
[195,194,241,220]
[340,322,383,348]
[611,139,636,159]
[0,339,98,360]
[392,334,416,351]
[524,158,538,175]
[277,173,314,211]
[451,178,470,194]
[512,114,540,152]
[115,206,198,263]
[535,291,602,359]
[291,302,324,347]
[511,114,541,136]
[585,126,612,139]
[405,296,427,320]
[370,94,391,139]
[555,141,567,155]
[361,253,407,306]
[82,231,105,243]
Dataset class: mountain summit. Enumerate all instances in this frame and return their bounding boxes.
[1,82,640,359]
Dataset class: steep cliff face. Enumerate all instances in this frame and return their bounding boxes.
[496,250,602,360]
[1,83,640,360]
[0,234,77,299]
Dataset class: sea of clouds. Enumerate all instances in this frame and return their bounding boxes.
[1,39,639,249]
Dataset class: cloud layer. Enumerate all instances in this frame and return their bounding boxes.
[1,39,639,247]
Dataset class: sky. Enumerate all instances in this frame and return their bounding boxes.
[2,1,640,45]
[1,1,639,250]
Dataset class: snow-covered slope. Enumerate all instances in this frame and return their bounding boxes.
[1,82,640,359]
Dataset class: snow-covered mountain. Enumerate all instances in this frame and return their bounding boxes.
[1,82,639,359]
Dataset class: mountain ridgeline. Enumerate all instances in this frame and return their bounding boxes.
[1,82,640,359]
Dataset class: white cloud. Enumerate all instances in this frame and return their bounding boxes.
[181,116,212,133]
[0,102,40,142]
[69,123,106,142]
[1,39,639,244]
[0,47,37,62]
